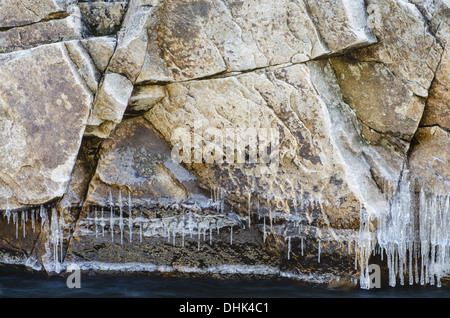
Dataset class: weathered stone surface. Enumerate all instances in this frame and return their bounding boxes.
[86,73,133,138]
[409,126,450,193]
[330,57,424,142]
[79,1,128,36]
[420,1,449,131]
[0,43,92,210]
[303,0,377,52]
[0,0,76,28]
[128,85,167,113]
[329,0,445,187]
[64,116,282,276]
[137,0,376,83]
[356,0,443,97]
[80,36,117,73]
[85,116,195,206]
[84,0,154,139]
[0,0,448,288]
[420,44,450,130]
[107,0,155,83]
[143,63,388,277]
[65,40,102,93]
[0,14,89,53]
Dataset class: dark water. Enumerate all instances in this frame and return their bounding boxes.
[0,268,449,298]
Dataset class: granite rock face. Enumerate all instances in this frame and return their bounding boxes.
[0,43,92,210]
[0,0,448,287]
[0,0,77,28]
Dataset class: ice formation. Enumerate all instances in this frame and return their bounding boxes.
[0,178,448,288]
[375,169,450,288]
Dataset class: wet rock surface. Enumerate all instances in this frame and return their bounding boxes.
[0,0,448,288]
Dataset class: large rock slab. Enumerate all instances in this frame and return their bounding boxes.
[409,126,450,193]
[137,0,376,83]
[143,62,388,278]
[0,14,89,54]
[0,43,93,210]
[420,1,449,130]
[85,116,197,206]
[421,44,450,130]
[65,115,282,278]
[329,0,444,187]
[356,0,442,98]
[85,73,134,138]
[0,0,77,28]
[85,0,153,138]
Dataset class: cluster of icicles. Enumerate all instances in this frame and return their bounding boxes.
[80,190,241,249]
[1,200,65,273]
[1,171,449,288]
[79,188,358,263]
[358,169,450,289]
[379,170,448,288]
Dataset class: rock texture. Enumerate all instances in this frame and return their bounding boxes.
[0,0,77,28]
[0,43,92,210]
[0,0,448,288]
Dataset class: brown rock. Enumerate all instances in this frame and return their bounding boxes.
[0,43,92,210]
[79,1,128,36]
[356,0,443,97]
[80,36,117,73]
[0,14,88,53]
[410,126,450,193]
[86,73,134,138]
[0,0,76,28]
[85,116,193,207]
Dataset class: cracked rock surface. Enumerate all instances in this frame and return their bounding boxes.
[0,0,448,286]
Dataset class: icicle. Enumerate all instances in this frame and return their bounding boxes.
[230,225,233,246]
[248,192,251,228]
[40,205,46,231]
[59,211,64,263]
[14,212,18,239]
[125,192,130,231]
[263,217,267,243]
[209,222,212,245]
[198,229,201,251]
[22,210,26,238]
[31,209,35,233]
[182,228,185,248]
[318,240,321,263]
[269,201,273,231]
[139,210,143,243]
[301,237,304,256]
[257,200,260,220]
[109,191,115,243]
[348,240,351,255]
[409,241,413,285]
[5,197,10,224]
[287,237,291,260]
[94,208,98,238]
[101,207,105,237]
[414,241,419,284]
[189,212,194,238]
[118,190,124,245]
[173,227,176,247]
